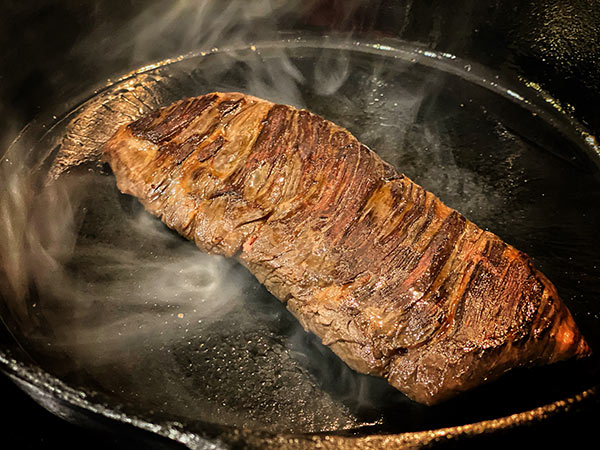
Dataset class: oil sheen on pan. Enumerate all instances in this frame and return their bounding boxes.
[103,92,591,405]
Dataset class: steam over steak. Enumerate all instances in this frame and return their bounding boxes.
[103,92,591,405]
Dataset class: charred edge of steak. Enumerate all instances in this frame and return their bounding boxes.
[103,92,591,405]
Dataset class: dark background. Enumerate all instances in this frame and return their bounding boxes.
[1,1,599,448]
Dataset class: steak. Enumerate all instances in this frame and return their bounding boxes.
[103,92,591,405]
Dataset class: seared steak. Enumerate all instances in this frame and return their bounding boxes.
[103,92,591,405]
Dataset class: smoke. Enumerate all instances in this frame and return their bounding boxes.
[0,153,245,362]
[72,0,317,81]
[0,158,75,332]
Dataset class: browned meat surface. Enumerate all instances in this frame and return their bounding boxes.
[103,92,591,405]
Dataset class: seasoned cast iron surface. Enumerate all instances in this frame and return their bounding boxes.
[1,36,599,447]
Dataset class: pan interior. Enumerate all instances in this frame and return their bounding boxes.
[2,36,599,436]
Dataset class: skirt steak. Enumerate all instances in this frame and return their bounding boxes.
[103,92,591,405]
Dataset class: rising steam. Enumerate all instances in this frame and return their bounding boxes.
[0,155,246,365]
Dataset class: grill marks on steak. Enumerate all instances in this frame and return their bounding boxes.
[103,92,591,405]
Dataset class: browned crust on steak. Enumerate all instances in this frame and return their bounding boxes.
[103,92,591,405]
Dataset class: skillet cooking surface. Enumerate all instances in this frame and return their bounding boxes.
[1,35,599,447]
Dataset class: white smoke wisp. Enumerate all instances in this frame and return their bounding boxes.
[128,0,302,61]
[0,156,77,335]
[0,155,247,368]
[75,0,317,74]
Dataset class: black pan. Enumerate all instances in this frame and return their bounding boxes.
[1,33,599,448]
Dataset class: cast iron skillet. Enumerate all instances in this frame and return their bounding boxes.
[1,34,599,448]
